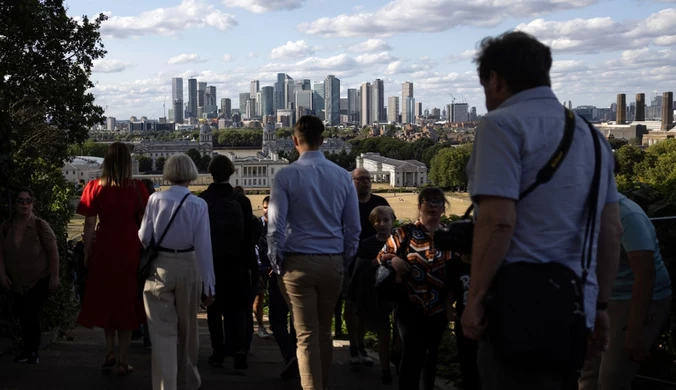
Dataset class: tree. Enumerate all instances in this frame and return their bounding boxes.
[0,1,107,335]
[198,155,212,172]
[429,144,473,190]
[155,156,166,172]
[614,144,645,179]
[186,148,202,167]
[138,156,152,172]
[608,137,628,150]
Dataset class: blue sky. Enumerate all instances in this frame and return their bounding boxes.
[66,0,676,119]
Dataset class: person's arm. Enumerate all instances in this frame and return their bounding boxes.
[194,202,216,297]
[83,216,96,267]
[40,221,60,292]
[267,173,288,274]
[342,177,361,267]
[376,226,410,275]
[467,196,516,302]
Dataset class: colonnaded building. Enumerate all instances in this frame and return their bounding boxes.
[355,152,428,187]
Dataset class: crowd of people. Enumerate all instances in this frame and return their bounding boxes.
[0,31,674,390]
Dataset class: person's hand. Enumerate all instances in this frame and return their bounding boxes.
[49,275,60,293]
[625,328,648,362]
[203,292,215,307]
[0,273,12,291]
[461,299,487,340]
[587,310,611,359]
[391,256,411,275]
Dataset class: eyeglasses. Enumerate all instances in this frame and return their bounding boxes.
[353,177,371,182]
[422,200,444,207]
[16,198,33,205]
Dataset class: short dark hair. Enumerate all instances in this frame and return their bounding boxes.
[208,155,236,182]
[263,196,270,204]
[294,115,324,147]
[16,187,35,200]
[234,186,245,197]
[418,187,448,206]
[474,31,552,93]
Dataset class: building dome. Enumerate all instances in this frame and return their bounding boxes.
[200,124,212,134]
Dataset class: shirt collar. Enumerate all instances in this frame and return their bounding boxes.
[298,150,325,160]
[168,185,191,195]
[498,86,558,110]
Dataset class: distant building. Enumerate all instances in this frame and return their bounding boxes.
[106,117,116,131]
[132,124,213,169]
[355,152,427,187]
[62,156,104,184]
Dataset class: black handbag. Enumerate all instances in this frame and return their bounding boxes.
[138,193,191,284]
[375,224,412,302]
[484,110,604,371]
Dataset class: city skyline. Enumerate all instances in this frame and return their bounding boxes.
[67,0,676,119]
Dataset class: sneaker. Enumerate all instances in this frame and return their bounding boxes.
[27,353,39,364]
[14,353,29,363]
[280,356,299,379]
[208,354,224,368]
[257,326,271,339]
[234,352,248,369]
[359,350,374,366]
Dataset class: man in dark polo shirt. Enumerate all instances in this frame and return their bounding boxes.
[341,167,391,364]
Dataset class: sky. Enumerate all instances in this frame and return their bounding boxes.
[66,0,676,120]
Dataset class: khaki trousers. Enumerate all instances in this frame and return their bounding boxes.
[144,252,202,390]
[278,254,344,390]
[579,296,672,390]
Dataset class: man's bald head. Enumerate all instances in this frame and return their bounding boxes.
[352,168,372,199]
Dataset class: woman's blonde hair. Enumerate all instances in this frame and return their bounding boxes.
[369,205,395,227]
[163,154,199,184]
[99,142,133,187]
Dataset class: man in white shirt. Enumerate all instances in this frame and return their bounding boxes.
[268,115,361,390]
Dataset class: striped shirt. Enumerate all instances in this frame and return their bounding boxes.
[377,221,452,315]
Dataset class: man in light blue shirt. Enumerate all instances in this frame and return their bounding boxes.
[267,115,361,390]
[460,31,623,389]
[579,189,672,390]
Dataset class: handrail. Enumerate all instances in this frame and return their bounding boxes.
[650,216,676,221]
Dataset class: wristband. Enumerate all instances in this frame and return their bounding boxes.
[596,301,608,311]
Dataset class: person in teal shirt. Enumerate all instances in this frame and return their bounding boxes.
[579,190,672,390]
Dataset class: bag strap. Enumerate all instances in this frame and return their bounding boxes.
[463,107,577,219]
[580,118,603,279]
[156,193,190,247]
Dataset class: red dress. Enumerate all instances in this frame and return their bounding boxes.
[76,179,149,330]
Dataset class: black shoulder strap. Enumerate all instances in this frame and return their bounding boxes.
[156,193,190,247]
[463,107,576,219]
[580,117,603,278]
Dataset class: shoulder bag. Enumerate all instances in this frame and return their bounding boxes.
[483,109,603,371]
[138,193,191,286]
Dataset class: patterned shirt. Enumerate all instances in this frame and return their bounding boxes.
[377,221,452,315]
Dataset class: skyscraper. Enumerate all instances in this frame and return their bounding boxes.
[197,82,207,109]
[371,79,385,123]
[347,88,358,123]
[662,91,674,130]
[324,75,340,126]
[188,78,197,119]
[387,96,399,123]
[221,98,231,119]
[172,77,184,123]
[451,103,469,123]
[250,80,260,97]
[402,81,414,124]
[360,82,371,127]
[260,86,274,117]
[239,93,250,117]
[616,94,626,124]
[636,93,646,121]
[284,75,295,110]
[313,82,325,121]
[205,86,217,117]
[274,73,286,112]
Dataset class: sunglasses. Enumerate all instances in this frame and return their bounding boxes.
[16,198,33,205]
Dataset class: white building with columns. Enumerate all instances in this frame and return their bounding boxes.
[355,152,427,187]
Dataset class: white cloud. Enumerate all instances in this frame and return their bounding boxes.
[222,54,234,63]
[348,39,392,53]
[516,8,676,53]
[447,49,477,64]
[355,52,397,66]
[101,0,237,39]
[167,53,206,65]
[298,0,597,37]
[269,40,315,59]
[92,59,130,73]
[248,52,261,58]
[223,0,305,13]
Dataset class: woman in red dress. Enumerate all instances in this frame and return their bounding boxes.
[76,142,149,376]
